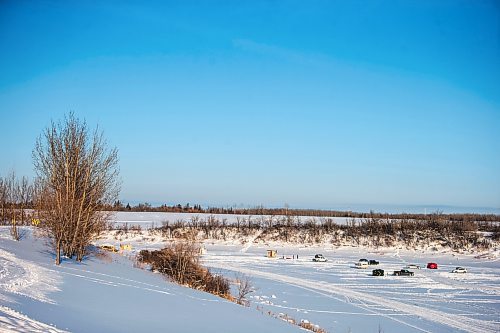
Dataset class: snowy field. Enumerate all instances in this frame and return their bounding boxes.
[0,227,301,333]
[1,212,499,333]
[110,212,500,332]
[111,211,500,229]
[111,211,353,228]
[202,244,500,333]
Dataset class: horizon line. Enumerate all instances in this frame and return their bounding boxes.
[117,200,500,215]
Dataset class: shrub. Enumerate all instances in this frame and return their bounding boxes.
[138,242,230,298]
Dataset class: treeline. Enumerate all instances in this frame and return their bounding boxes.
[108,201,500,223]
[0,172,35,240]
[135,214,499,252]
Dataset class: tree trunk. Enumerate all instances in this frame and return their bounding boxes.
[11,215,19,241]
[56,239,61,265]
[76,249,83,262]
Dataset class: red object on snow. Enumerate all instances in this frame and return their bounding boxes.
[427,262,438,269]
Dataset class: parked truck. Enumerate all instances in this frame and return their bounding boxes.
[393,269,414,276]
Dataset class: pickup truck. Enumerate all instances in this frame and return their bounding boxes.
[393,269,414,276]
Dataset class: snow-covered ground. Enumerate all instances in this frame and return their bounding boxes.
[201,244,500,333]
[1,212,499,333]
[111,211,353,228]
[0,227,302,333]
[110,211,500,228]
[107,212,500,333]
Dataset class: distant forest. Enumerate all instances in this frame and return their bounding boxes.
[108,201,500,223]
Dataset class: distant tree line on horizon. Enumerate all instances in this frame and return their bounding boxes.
[131,213,499,251]
[108,200,500,223]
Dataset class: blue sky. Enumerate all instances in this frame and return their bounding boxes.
[1,1,499,212]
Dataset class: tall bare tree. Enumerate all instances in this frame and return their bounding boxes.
[33,113,120,264]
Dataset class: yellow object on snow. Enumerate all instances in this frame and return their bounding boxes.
[100,244,118,252]
[266,250,277,258]
[120,244,132,251]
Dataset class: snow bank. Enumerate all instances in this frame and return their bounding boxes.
[0,248,61,304]
[0,306,68,333]
[0,227,301,333]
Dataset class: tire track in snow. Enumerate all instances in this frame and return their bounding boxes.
[50,269,174,295]
[39,263,222,303]
[0,248,66,332]
[209,262,498,333]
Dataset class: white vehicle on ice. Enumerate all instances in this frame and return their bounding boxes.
[452,267,467,273]
[312,254,327,262]
[355,260,369,269]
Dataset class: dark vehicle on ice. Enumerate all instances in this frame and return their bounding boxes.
[393,269,414,276]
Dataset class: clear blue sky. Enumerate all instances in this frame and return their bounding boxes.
[1,1,499,213]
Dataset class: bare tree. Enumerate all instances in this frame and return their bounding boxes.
[235,274,254,306]
[0,173,34,240]
[18,176,33,226]
[33,113,120,264]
